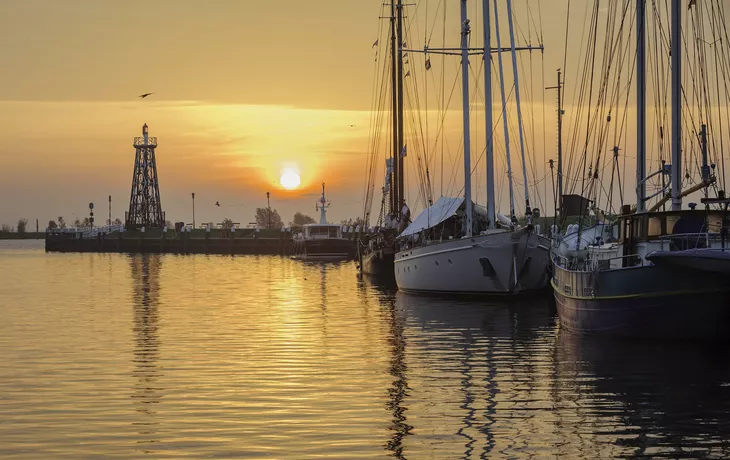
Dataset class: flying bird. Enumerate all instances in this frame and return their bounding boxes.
[215,201,220,207]
[138,92,155,99]
[350,124,356,128]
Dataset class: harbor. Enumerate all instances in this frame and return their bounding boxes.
[5,0,730,458]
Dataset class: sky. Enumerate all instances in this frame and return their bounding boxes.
[0,1,722,229]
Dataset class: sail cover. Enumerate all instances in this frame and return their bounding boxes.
[399,196,464,237]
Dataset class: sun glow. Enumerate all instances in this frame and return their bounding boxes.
[280,170,301,190]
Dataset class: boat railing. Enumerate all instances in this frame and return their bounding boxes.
[656,232,720,249]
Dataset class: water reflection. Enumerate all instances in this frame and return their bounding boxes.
[556,332,730,458]
[129,254,162,453]
[394,293,556,458]
[6,244,730,459]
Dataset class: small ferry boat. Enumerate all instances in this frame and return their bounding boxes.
[292,183,352,261]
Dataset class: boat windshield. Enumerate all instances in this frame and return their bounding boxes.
[305,225,341,238]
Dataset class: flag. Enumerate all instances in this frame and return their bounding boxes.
[372,39,379,47]
[425,58,431,70]
[402,41,407,47]
[403,52,408,58]
[400,145,407,158]
[688,0,696,9]
[404,59,409,65]
[405,71,411,78]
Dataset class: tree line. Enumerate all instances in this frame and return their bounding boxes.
[2,211,365,233]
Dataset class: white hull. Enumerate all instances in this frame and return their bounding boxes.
[395,229,550,294]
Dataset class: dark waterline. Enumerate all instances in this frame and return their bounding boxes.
[1,240,730,458]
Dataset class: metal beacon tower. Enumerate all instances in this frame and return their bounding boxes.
[125,123,165,229]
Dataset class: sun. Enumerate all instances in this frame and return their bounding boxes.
[280,170,301,190]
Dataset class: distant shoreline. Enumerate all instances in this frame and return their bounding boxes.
[0,233,45,240]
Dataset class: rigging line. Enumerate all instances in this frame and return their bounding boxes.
[447,83,517,215]
[426,0,444,47]
[563,3,596,192]
[576,1,600,224]
[516,43,545,212]
[363,10,391,223]
[710,0,727,190]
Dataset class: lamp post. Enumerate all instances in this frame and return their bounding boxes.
[266,192,271,229]
[192,192,196,229]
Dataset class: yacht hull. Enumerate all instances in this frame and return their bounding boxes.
[394,230,550,294]
[552,262,730,340]
[293,239,352,261]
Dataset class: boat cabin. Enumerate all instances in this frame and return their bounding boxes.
[300,224,343,240]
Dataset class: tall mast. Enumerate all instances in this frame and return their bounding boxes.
[506,0,531,221]
[396,0,405,217]
[483,0,495,229]
[671,0,682,211]
[460,0,473,237]
[493,0,516,223]
[556,70,563,215]
[390,0,399,217]
[637,0,646,212]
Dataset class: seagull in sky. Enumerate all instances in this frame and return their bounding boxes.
[138,92,155,99]
[350,124,356,128]
[215,201,220,207]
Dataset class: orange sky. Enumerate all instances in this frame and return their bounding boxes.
[1,1,720,228]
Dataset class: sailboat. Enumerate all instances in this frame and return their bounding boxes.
[359,0,407,277]
[550,0,730,339]
[393,0,551,295]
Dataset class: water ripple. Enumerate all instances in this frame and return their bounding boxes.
[1,240,730,458]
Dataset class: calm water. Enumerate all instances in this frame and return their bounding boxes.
[2,241,730,458]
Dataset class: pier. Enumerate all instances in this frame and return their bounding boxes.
[45,226,360,257]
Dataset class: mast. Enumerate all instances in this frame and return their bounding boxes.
[493,0,516,223]
[701,124,709,192]
[556,71,563,215]
[546,70,564,216]
[506,0,531,221]
[317,183,330,224]
[671,0,682,211]
[483,0,495,229]
[460,0,473,237]
[390,0,399,218]
[396,0,405,219]
[637,0,647,212]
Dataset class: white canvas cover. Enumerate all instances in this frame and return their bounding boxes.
[397,195,470,237]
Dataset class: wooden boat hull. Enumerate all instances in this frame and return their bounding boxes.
[360,247,395,277]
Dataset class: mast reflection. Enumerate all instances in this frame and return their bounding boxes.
[384,290,411,459]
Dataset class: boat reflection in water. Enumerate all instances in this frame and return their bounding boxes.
[370,283,558,459]
[555,331,730,458]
